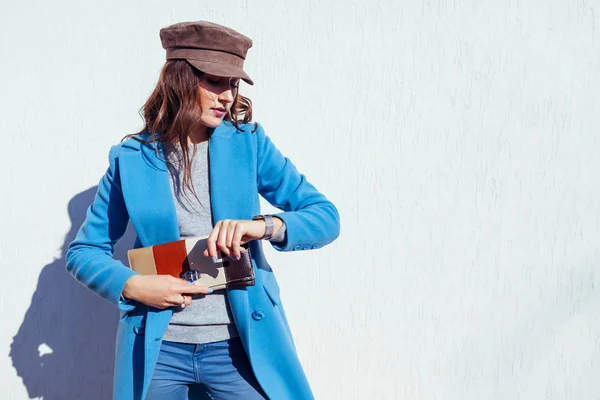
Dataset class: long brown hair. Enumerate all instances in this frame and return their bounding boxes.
[124,59,256,201]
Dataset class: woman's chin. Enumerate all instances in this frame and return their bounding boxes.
[200,116,225,128]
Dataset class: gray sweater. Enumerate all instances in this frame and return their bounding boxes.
[161,140,286,344]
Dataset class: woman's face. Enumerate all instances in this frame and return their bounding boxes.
[197,73,240,127]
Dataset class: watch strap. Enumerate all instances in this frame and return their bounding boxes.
[252,214,275,240]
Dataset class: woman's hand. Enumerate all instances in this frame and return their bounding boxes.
[122,275,212,309]
[203,218,283,261]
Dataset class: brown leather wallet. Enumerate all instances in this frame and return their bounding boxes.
[127,236,255,290]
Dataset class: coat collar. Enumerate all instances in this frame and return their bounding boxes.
[120,120,239,152]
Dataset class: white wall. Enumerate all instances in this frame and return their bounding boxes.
[2,1,600,399]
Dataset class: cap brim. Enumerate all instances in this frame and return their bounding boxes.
[186,59,254,85]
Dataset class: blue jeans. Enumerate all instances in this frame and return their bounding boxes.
[145,337,268,400]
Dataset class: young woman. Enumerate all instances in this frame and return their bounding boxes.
[66,21,340,400]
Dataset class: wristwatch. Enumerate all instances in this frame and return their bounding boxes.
[252,214,274,240]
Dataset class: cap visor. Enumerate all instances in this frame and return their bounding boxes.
[186,59,254,85]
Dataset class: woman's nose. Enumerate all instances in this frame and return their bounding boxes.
[219,88,234,104]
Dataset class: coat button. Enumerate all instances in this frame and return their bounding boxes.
[252,311,265,321]
[303,245,311,250]
[293,245,301,251]
[133,325,145,335]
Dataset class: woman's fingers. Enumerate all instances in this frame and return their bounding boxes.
[225,220,236,249]
[205,220,254,261]
[206,222,221,261]
[126,275,214,309]
[166,294,188,308]
[217,220,232,257]
[209,219,238,259]
[165,275,184,283]
[230,223,245,260]
[165,282,212,307]
[174,282,213,295]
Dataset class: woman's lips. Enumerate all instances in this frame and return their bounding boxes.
[212,108,226,117]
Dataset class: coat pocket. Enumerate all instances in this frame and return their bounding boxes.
[119,304,148,334]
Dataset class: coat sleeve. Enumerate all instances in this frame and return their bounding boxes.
[66,145,139,311]
[255,122,341,251]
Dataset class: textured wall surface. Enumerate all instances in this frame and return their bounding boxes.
[2,1,600,399]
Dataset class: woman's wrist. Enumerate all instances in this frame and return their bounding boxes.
[271,216,284,238]
[268,219,286,243]
[252,215,283,240]
[122,275,142,301]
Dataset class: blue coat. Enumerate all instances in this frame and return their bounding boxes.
[66,120,340,400]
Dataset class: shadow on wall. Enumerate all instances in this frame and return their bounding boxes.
[9,186,136,400]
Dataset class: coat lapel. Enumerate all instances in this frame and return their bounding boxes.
[119,138,180,247]
[207,121,257,220]
[208,122,255,348]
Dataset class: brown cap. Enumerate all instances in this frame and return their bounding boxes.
[160,21,254,85]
